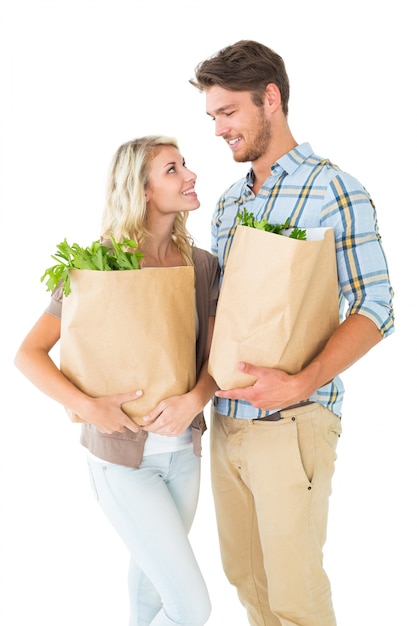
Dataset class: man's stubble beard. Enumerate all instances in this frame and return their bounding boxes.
[233,108,272,163]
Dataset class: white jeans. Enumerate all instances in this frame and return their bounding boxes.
[87,447,211,626]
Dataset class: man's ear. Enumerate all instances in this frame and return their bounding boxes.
[265,83,282,111]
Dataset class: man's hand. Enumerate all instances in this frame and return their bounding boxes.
[214,362,309,411]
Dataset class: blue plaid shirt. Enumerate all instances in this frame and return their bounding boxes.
[211,142,394,419]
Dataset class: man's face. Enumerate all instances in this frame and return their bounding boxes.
[205,85,272,163]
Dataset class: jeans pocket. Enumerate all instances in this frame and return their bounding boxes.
[292,416,315,484]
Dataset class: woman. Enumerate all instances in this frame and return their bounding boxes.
[14,136,219,626]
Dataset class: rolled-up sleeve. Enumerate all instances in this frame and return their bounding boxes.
[323,173,394,337]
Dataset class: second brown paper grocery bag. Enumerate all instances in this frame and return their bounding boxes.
[208,225,339,389]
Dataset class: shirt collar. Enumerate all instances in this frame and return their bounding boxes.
[245,142,314,188]
[274,142,314,175]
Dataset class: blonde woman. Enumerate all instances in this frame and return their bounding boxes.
[14,136,219,626]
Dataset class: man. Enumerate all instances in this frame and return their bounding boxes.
[190,40,394,626]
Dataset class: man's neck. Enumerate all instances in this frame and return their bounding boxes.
[251,136,297,195]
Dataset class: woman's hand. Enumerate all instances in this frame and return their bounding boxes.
[141,393,199,436]
[78,390,143,434]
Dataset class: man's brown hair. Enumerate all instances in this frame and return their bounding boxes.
[190,40,290,116]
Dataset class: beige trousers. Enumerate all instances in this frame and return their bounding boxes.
[210,403,342,626]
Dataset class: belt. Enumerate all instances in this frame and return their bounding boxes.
[255,400,314,422]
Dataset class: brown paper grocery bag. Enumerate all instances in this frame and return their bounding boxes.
[60,266,196,425]
[208,225,339,389]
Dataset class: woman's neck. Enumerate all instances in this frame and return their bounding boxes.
[140,237,184,268]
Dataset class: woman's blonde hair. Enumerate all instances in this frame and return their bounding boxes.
[101,135,194,266]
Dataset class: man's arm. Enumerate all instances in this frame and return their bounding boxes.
[215,313,382,411]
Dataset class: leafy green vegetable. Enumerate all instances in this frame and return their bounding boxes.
[41,236,144,296]
[237,208,306,240]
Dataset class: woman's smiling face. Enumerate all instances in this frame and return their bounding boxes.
[145,145,200,217]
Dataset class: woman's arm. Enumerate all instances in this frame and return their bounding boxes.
[14,313,141,433]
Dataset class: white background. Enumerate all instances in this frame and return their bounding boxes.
[0,1,415,624]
